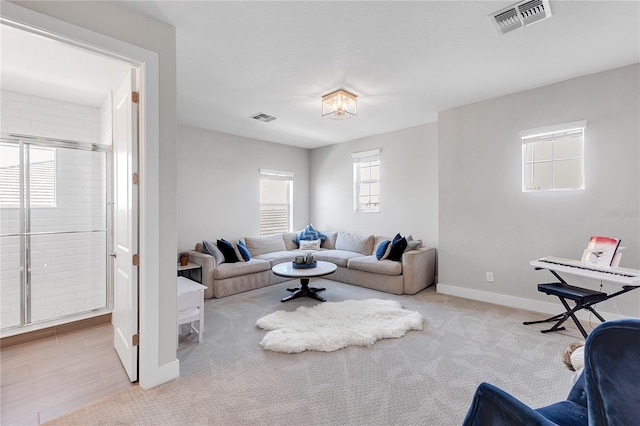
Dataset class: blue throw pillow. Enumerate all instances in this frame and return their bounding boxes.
[294,224,327,247]
[217,239,239,263]
[376,240,391,260]
[387,233,408,261]
[237,240,251,262]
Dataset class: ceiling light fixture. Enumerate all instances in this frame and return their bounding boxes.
[322,89,357,120]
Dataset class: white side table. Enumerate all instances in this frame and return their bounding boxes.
[177,276,207,345]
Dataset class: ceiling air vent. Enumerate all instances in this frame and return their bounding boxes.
[489,0,551,35]
[250,112,278,123]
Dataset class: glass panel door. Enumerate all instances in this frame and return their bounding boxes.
[0,138,110,331]
[0,141,23,329]
[0,235,21,328]
[29,146,108,323]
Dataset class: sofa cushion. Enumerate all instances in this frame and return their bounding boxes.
[335,232,375,255]
[348,255,403,276]
[237,240,252,261]
[321,231,338,249]
[245,234,287,257]
[294,224,327,246]
[217,239,240,263]
[283,232,298,251]
[254,250,300,267]
[213,258,271,280]
[387,234,408,261]
[313,250,364,268]
[203,240,225,265]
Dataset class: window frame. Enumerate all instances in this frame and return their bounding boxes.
[352,149,381,213]
[259,169,293,236]
[521,120,587,193]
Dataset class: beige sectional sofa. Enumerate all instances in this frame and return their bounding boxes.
[188,231,436,299]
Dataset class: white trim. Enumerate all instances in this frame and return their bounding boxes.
[140,359,180,391]
[259,169,294,179]
[436,283,629,322]
[1,3,175,389]
[520,120,587,140]
[352,148,381,161]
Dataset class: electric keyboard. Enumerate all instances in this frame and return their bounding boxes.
[531,256,640,285]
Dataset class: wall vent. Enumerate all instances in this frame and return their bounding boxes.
[250,112,278,123]
[489,0,551,35]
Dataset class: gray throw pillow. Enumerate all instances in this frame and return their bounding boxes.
[202,240,225,265]
[406,235,422,251]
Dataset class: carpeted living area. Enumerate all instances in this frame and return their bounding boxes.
[45,279,587,425]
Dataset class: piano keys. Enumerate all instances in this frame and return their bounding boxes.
[531,256,640,285]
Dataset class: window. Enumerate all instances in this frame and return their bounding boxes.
[0,143,56,207]
[259,169,293,236]
[521,121,586,192]
[353,149,380,212]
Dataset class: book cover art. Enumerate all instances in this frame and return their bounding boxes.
[581,236,621,267]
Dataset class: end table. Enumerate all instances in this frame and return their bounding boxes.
[177,261,202,283]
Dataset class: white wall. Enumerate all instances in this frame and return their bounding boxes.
[177,125,310,251]
[309,123,439,248]
[1,90,101,142]
[438,64,640,318]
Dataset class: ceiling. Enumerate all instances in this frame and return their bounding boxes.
[2,1,639,149]
[0,24,130,108]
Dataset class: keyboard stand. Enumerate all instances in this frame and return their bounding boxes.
[524,269,639,338]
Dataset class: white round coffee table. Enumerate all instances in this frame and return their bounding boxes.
[272,260,337,302]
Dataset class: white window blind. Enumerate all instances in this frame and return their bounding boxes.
[259,169,293,236]
[0,143,56,207]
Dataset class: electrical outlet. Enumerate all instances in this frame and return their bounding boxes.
[486,272,494,282]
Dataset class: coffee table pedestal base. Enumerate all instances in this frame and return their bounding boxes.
[281,278,326,302]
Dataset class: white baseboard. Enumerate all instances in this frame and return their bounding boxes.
[436,283,628,322]
[140,359,180,390]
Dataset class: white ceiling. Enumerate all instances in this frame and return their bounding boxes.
[2,1,639,149]
[0,24,131,108]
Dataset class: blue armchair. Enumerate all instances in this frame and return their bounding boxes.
[462,319,640,426]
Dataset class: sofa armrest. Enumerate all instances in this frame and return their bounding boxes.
[402,246,436,294]
[188,250,215,299]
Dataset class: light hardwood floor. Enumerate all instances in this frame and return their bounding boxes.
[1,323,133,425]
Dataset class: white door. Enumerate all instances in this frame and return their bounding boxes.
[112,68,139,382]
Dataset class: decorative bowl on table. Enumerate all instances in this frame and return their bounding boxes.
[292,260,317,269]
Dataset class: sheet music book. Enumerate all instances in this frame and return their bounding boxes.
[581,236,621,267]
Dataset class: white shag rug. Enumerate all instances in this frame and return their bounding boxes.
[255,298,424,353]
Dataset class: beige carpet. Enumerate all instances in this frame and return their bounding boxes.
[45,279,588,425]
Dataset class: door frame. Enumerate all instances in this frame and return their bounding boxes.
[1,3,179,389]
